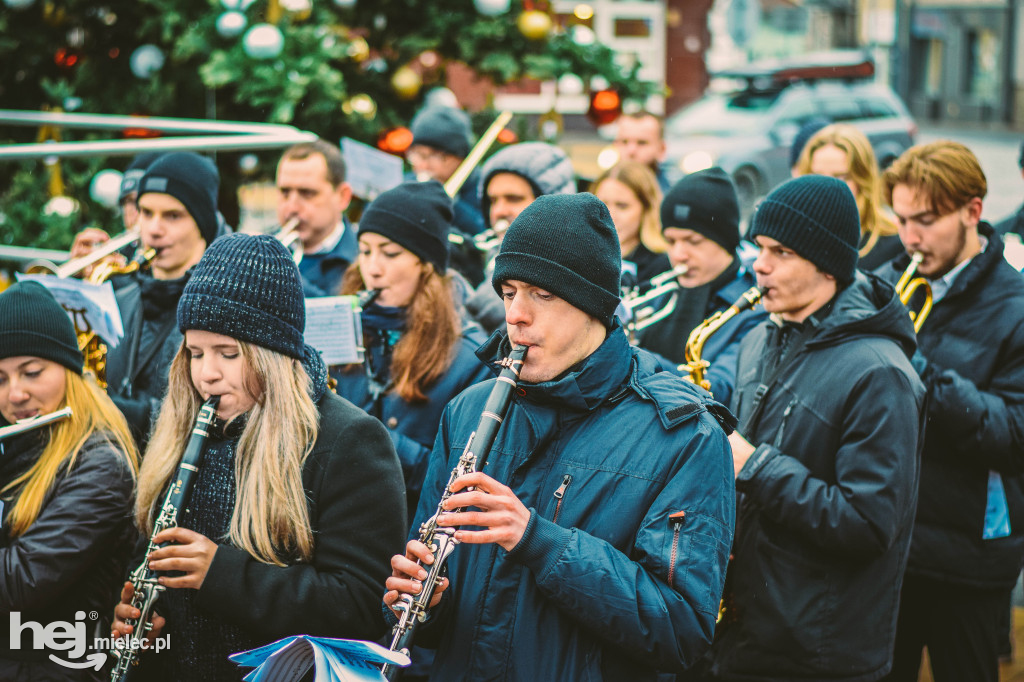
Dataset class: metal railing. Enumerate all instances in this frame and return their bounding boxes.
[0,110,318,266]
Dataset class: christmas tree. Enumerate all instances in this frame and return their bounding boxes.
[0,0,655,249]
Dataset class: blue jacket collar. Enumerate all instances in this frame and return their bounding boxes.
[477,321,633,412]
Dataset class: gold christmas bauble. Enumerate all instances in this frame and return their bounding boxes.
[517,10,552,40]
[391,66,422,100]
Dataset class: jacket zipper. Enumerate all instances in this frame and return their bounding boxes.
[668,511,686,585]
[552,474,573,524]
[773,400,797,448]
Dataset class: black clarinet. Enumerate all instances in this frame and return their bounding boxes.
[383,345,527,680]
[109,397,219,682]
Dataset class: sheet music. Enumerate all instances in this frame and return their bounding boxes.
[16,273,124,348]
[304,296,365,365]
[232,635,409,682]
[341,137,404,201]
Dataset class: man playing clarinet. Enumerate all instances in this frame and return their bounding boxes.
[384,192,735,681]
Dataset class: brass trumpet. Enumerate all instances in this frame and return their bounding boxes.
[621,265,688,341]
[276,217,302,265]
[26,230,140,279]
[469,219,510,253]
[894,252,933,333]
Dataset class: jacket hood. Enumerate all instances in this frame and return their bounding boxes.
[476,322,632,412]
[478,142,576,228]
[808,269,917,359]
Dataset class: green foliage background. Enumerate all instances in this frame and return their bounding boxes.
[0,0,656,251]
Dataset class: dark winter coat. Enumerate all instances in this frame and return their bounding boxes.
[138,352,406,681]
[332,316,490,517]
[709,271,925,681]
[875,223,1024,589]
[106,271,188,449]
[637,263,767,406]
[996,203,1024,241]
[0,429,136,682]
[298,219,358,297]
[411,325,736,681]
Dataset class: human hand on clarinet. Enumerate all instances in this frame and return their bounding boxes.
[111,581,165,643]
[384,540,449,618]
[146,527,219,589]
[435,472,531,551]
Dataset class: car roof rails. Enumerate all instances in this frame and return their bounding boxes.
[712,50,875,90]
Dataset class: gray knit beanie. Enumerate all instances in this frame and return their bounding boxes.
[177,233,305,359]
[492,193,621,326]
[410,106,473,158]
[749,175,860,284]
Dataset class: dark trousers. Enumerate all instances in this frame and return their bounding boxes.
[882,573,1005,682]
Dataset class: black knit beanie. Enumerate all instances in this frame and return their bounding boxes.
[492,193,621,326]
[660,167,740,254]
[119,151,163,203]
[177,233,306,359]
[138,152,220,245]
[749,175,860,284]
[0,281,83,374]
[410,106,473,159]
[358,181,452,274]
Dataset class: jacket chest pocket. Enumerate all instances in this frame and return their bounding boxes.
[551,474,573,524]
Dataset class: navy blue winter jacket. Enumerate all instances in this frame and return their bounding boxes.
[412,324,736,681]
[299,219,358,297]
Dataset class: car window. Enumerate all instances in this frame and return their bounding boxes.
[773,96,818,126]
[818,97,864,122]
[666,89,782,136]
[859,97,900,119]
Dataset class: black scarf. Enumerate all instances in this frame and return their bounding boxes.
[637,258,740,365]
[138,270,191,320]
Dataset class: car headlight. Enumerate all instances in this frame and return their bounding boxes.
[680,150,714,174]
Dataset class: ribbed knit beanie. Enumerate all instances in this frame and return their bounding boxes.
[749,175,860,284]
[410,106,473,159]
[138,152,220,245]
[177,233,305,359]
[492,193,621,326]
[0,281,83,374]
[358,181,452,274]
[660,167,740,254]
[119,151,163,203]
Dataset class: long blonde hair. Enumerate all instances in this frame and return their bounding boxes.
[2,369,139,537]
[591,161,667,254]
[340,262,461,403]
[136,341,319,566]
[796,123,898,257]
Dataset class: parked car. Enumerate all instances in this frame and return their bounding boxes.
[662,52,917,221]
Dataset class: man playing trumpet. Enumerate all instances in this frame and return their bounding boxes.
[876,142,1024,682]
[275,139,356,296]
